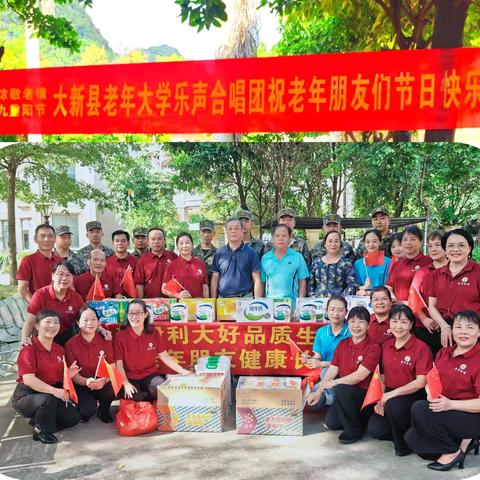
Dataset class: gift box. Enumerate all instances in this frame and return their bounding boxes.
[184,299,216,322]
[346,295,373,313]
[156,374,227,432]
[88,300,120,325]
[236,298,274,322]
[144,298,177,322]
[216,298,241,321]
[236,376,305,436]
[273,298,292,322]
[295,297,328,322]
[169,302,189,322]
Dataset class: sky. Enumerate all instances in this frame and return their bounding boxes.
[87,0,281,60]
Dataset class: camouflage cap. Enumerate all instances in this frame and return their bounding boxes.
[323,214,342,225]
[86,220,102,231]
[236,209,253,220]
[199,219,215,231]
[277,207,296,219]
[55,225,73,236]
[370,207,390,217]
[132,227,148,237]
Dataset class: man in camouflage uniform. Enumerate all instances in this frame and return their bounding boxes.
[356,207,392,258]
[53,225,87,275]
[237,209,265,260]
[131,227,149,259]
[193,219,217,282]
[311,214,356,264]
[77,221,114,263]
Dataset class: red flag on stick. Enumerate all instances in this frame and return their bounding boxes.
[288,336,304,360]
[63,358,78,404]
[86,274,106,301]
[301,370,321,391]
[163,277,184,296]
[408,283,428,316]
[388,255,399,273]
[364,250,385,266]
[121,265,137,298]
[361,365,383,410]
[426,363,443,399]
[96,355,124,396]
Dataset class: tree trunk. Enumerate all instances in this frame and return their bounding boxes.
[7,163,18,285]
[424,0,469,142]
[392,131,412,142]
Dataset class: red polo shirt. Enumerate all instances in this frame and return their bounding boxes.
[105,254,138,295]
[386,253,432,301]
[368,314,394,345]
[27,285,85,333]
[113,327,167,380]
[16,250,62,295]
[134,250,178,298]
[331,336,381,390]
[429,259,480,319]
[74,271,119,300]
[17,336,64,385]
[65,332,115,378]
[381,335,432,389]
[162,256,208,298]
[435,344,480,400]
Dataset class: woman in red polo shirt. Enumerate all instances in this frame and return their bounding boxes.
[405,310,480,471]
[114,299,193,401]
[368,286,394,345]
[428,229,480,348]
[12,309,81,444]
[65,306,116,423]
[162,232,209,299]
[368,304,433,456]
[310,306,381,444]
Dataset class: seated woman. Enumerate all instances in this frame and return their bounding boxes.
[368,304,433,456]
[354,229,391,295]
[307,306,381,444]
[162,232,209,299]
[65,306,117,423]
[308,231,356,298]
[367,286,394,345]
[114,299,193,401]
[12,309,81,444]
[303,296,350,409]
[405,310,480,471]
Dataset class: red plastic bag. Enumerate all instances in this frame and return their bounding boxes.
[116,400,157,436]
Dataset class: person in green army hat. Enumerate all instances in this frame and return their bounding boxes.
[193,220,217,282]
[236,209,265,260]
[355,207,392,258]
[131,227,149,259]
[77,221,114,263]
[311,214,356,264]
[53,225,88,275]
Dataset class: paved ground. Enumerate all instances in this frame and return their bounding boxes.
[0,373,479,480]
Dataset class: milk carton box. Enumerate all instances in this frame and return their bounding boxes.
[273,298,292,322]
[169,302,189,322]
[183,299,216,322]
[295,297,328,322]
[236,298,274,322]
[144,298,177,323]
[346,295,374,313]
[87,300,119,325]
[216,298,241,321]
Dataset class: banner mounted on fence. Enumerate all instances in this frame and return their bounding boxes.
[0,48,479,135]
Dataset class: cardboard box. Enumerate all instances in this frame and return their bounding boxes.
[295,297,328,322]
[145,298,177,322]
[346,295,373,314]
[169,302,189,322]
[156,374,227,432]
[88,300,120,325]
[216,298,241,321]
[236,298,274,322]
[273,298,292,322]
[184,299,216,322]
[236,376,305,436]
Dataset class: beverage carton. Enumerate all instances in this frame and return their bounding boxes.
[216,298,241,321]
[169,302,189,322]
[346,295,373,313]
[295,297,328,322]
[183,299,216,322]
[144,298,177,323]
[273,298,292,322]
[87,300,119,325]
[236,298,274,322]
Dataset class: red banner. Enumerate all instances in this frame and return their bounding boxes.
[155,322,324,375]
[0,48,478,134]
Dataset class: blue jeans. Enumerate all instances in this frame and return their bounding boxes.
[309,367,335,410]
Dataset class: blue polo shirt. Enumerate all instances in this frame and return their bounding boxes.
[261,248,309,303]
[212,242,261,297]
[312,322,351,361]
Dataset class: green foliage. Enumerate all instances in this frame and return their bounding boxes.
[176,0,228,31]
[0,284,17,300]
[473,247,480,263]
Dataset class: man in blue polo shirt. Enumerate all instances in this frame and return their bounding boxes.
[210,217,262,298]
[261,224,309,304]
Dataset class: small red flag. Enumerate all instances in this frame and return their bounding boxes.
[86,274,106,301]
[364,250,385,266]
[63,358,78,404]
[121,265,137,298]
[288,336,303,360]
[301,370,321,391]
[361,364,383,410]
[388,255,399,273]
[96,355,124,396]
[408,283,427,316]
[426,363,443,399]
[163,277,183,296]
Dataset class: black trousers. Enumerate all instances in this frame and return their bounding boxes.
[368,390,425,452]
[414,327,442,357]
[405,399,480,455]
[76,383,116,419]
[54,329,75,347]
[12,383,80,433]
[324,384,373,437]
[128,373,165,402]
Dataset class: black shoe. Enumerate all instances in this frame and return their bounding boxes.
[33,429,58,444]
[338,432,364,444]
[427,451,465,471]
[97,411,113,423]
[80,415,90,423]
[464,439,479,456]
[28,418,35,427]
[395,448,412,457]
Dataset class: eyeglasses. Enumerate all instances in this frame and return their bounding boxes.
[128,311,145,317]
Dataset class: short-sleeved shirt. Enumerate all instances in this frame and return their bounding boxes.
[65,332,115,378]
[105,254,138,295]
[113,327,167,380]
[381,335,433,389]
[16,251,62,295]
[76,244,114,263]
[27,285,85,333]
[386,253,432,301]
[261,248,309,303]
[162,256,208,298]
[134,250,178,298]
[53,249,87,275]
[368,314,394,345]
[265,236,311,266]
[354,256,391,289]
[308,256,356,298]
[429,259,480,319]
[17,336,65,385]
[435,344,480,400]
[193,244,217,280]
[331,336,381,390]
[74,271,119,300]
[211,242,261,297]
[311,239,356,264]
[312,322,351,362]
